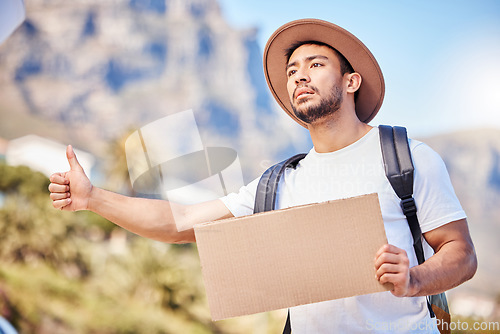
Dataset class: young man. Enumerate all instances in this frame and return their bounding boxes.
[49,19,476,333]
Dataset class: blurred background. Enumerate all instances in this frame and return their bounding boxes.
[0,0,499,333]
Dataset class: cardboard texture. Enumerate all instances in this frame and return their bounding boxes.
[194,193,391,321]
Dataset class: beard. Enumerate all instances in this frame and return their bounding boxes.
[291,84,344,124]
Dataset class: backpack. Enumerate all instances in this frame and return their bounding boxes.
[253,125,450,334]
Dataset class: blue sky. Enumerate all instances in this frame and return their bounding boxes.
[218,0,500,138]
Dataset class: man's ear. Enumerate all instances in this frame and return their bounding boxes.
[346,72,362,93]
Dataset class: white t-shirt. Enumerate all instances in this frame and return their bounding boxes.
[220,127,466,334]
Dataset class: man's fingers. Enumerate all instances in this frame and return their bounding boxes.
[378,272,407,292]
[378,272,409,297]
[375,244,405,258]
[50,192,70,201]
[52,198,72,210]
[378,272,399,284]
[374,245,411,297]
[374,252,406,269]
[375,263,401,279]
[66,145,84,172]
[49,173,69,185]
[48,183,69,193]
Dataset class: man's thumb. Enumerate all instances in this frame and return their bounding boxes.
[66,145,84,172]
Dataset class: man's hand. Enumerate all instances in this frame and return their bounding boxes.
[48,145,93,211]
[374,244,416,297]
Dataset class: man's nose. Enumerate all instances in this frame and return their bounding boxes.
[295,69,310,84]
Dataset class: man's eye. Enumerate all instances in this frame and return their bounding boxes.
[312,63,323,68]
[287,69,297,77]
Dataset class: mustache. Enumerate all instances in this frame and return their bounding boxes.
[293,84,319,98]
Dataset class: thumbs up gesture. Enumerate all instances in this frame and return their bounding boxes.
[49,145,93,211]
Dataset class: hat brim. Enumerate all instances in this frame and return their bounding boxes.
[263,19,385,128]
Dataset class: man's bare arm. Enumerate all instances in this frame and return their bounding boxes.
[374,218,477,297]
[408,218,477,296]
[49,145,233,243]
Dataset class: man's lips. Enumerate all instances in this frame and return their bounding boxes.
[294,87,316,100]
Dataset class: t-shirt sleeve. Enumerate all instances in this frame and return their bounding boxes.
[219,176,260,217]
[411,140,467,233]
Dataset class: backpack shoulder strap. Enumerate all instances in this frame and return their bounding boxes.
[378,125,414,199]
[379,125,425,264]
[379,125,437,319]
[253,153,305,334]
[254,153,306,214]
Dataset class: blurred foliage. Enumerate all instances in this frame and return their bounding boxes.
[0,162,284,333]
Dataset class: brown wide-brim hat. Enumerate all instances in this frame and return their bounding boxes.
[263,18,385,128]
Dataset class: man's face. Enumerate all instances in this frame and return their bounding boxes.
[286,44,345,124]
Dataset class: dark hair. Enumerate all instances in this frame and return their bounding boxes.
[285,40,355,76]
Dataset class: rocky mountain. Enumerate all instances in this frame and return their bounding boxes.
[0,0,306,181]
[0,0,498,307]
[422,128,500,299]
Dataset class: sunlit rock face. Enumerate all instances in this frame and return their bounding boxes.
[0,0,303,179]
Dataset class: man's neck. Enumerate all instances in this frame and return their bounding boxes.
[307,110,373,153]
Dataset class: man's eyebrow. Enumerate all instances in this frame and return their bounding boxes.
[286,55,330,70]
[286,61,298,71]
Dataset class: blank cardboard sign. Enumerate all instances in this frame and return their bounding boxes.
[194,193,391,321]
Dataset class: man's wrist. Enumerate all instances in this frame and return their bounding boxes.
[407,268,421,297]
[86,185,97,212]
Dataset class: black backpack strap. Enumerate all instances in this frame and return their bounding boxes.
[379,125,425,264]
[379,125,435,318]
[253,153,306,334]
[283,310,291,334]
[254,153,306,214]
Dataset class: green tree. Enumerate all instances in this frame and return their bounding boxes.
[0,162,284,333]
